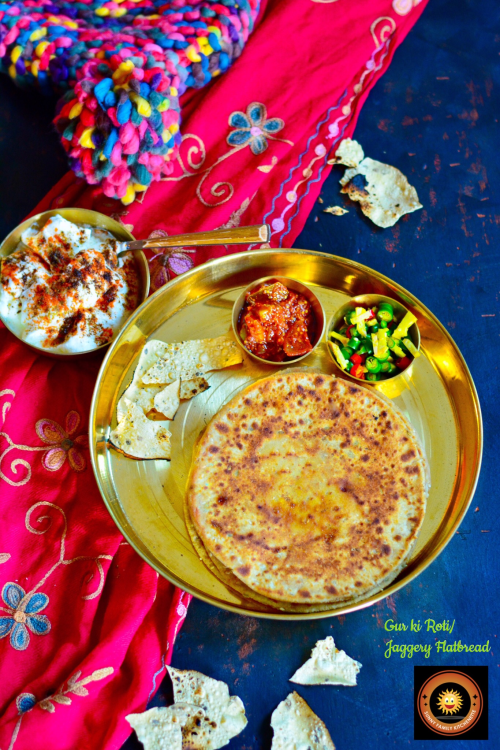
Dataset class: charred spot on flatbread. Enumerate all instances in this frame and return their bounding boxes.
[180,377,210,400]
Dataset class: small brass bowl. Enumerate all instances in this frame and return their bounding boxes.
[232,276,325,366]
[0,208,149,358]
[327,294,421,386]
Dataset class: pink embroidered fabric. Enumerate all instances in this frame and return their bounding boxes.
[0,1,428,748]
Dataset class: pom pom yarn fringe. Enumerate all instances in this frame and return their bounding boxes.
[0,0,260,204]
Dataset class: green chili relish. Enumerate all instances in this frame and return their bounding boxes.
[328,302,419,381]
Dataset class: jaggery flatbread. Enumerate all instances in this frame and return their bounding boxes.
[186,372,427,604]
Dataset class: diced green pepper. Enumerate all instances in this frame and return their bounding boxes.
[340,347,353,360]
[366,356,381,373]
[358,341,373,356]
[366,372,380,382]
[377,302,394,322]
[348,336,362,351]
[380,361,397,374]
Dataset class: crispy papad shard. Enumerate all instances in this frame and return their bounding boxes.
[340,157,422,228]
[142,335,243,385]
[180,376,210,400]
[167,667,247,749]
[323,206,349,216]
[187,373,428,604]
[271,692,335,750]
[332,137,364,168]
[110,399,171,459]
[117,339,169,423]
[153,379,181,420]
[126,705,185,750]
[290,636,362,686]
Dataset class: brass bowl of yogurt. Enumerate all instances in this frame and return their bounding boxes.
[0,208,150,358]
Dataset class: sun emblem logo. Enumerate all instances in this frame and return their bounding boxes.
[436,688,463,715]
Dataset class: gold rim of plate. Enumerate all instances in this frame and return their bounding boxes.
[90,249,483,620]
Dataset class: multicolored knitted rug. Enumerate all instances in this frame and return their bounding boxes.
[0,0,261,203]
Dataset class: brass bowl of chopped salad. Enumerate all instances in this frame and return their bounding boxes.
[0,208,150,358]
[327,294,421,388]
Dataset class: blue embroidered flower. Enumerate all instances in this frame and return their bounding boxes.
[0,583,51,651]
[16,693,36,714]
[227,102,286,155]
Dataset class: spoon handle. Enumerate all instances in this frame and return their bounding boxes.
[118,224,270,256]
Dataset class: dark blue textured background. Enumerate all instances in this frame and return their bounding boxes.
[1,0,498,747]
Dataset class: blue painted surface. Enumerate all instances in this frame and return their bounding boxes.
[1,0,498,747]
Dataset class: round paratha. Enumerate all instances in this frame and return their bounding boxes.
[186,372,428,605]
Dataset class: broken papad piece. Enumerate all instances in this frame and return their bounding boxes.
[271,692,335,750]
[142,335,243,385]
[126,705,188,750]
[117,339,169,423]
[323,206,349,216]
[153,379,181,420]
[180,376,210,400]
[329,137,364,168]
[167,666,247,749]
[110,399,171,459]
[290,636,362,686]
[340,157,422,228]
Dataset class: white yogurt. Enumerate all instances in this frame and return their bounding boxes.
[0,215,139,353]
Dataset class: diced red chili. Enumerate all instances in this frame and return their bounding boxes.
[396,356,412,370]
[351,363,365,379]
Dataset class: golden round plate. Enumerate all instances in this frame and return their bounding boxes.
[90,250,482,620]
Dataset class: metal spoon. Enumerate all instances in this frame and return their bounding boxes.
[115,224,270,257]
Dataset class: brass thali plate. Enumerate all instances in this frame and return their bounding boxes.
[90,250,482,620]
